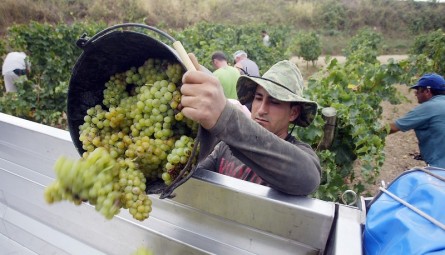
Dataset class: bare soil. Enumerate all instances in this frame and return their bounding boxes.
[292,55,427,196]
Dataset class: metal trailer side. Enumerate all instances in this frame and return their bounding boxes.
[0,113,363,255]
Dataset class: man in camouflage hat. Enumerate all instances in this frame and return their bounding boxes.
[181,56,321,195]
[237,60,318,129]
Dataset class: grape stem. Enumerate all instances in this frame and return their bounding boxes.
[159,126,202,199]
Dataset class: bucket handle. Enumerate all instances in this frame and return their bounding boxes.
[76,23,196,71]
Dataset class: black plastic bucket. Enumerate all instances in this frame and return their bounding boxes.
[67,24,185,156]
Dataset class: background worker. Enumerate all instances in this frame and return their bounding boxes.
[389,73,445,168]
[261,30,271,47]
[211,51,240,99]
[180,55,321,196]
[2,51,31,93]
[233,50,260,77]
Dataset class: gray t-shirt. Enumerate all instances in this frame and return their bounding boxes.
[197,102,321,195]
[238,58,260,76]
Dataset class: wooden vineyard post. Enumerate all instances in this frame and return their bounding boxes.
[318,107,337,150]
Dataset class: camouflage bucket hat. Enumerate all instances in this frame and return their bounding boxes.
[236,60,318,127]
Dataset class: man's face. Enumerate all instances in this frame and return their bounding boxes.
[414,87,432,104]
[212,59,223,69]
[250,86,301,139]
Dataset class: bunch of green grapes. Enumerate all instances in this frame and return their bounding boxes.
[103,72,129,108]
[44,147,122,219]
[131,247,154,255]
[49,58,199,222]
[162,135,195,185]
[117,158,152,221]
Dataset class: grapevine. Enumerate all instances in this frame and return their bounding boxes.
[45,58,199,221]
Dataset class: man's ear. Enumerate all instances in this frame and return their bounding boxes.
[289,104,301,123]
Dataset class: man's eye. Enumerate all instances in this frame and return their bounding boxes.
[271,100,280,105]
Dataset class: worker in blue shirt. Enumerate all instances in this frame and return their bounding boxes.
[389,73,445,168]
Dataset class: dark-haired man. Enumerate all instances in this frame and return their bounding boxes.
[181,55,321,195]
[211,51,240,99]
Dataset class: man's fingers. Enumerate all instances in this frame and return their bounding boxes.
[182,70,219,88]
[180,95,200,122]
[181,107,199,123]
[188,53,201,71]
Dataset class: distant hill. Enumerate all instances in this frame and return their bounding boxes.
[1,0,444,55]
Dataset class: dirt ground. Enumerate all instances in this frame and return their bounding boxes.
[292,55,427,196]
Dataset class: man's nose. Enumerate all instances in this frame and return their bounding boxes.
[257,101,268,114]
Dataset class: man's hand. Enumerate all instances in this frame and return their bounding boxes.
[180,53,227,130]
[389,123,400,134]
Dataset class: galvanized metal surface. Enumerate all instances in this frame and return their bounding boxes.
[0,113,363,255]
[327,205,364,254]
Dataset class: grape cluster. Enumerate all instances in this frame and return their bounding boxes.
[44,147,122,219]
[162,135,195,185]
[131,247,154,255]
[45,58,199,221]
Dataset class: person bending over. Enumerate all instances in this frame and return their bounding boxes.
[389,73,445,168]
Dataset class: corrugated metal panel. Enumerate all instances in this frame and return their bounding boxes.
[0,113,362,255]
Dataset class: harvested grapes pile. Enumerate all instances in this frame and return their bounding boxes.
[44,58,199,221]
